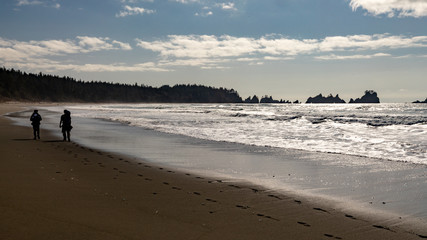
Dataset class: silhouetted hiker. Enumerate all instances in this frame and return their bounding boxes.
[59,110,72,141]
[30,110,42,140]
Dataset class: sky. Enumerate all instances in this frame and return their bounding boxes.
[1,0,427,102]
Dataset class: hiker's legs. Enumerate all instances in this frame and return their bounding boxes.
[33,126,40,139]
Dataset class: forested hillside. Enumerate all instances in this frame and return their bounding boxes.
[0,68,242,103]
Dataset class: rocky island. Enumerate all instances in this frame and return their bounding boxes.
[413,98,427,103]
[306,94,346,104]
[349,90,380,103]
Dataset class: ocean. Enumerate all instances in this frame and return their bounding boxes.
[8,103,427,227]
[66,103,426,165]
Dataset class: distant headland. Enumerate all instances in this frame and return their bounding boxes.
[0,67,420,104]
[0,68,242,103]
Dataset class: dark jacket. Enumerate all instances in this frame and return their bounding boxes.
[30,113,42,126]
[60,111,72,131]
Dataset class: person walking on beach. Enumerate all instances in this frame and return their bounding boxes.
[30,110,42,140]
[59,110,72,142]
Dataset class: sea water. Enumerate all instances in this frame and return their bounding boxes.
[9,103,427,226]
[60,103,427,165]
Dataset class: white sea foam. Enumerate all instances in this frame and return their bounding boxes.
[57,103,427,165]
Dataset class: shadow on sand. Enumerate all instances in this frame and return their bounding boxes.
[12,139,65,143]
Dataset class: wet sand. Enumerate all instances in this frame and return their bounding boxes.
[1,103,425,240]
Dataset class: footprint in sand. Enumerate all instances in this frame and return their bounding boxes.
[206,198,217,203]
[255,213,279,221]
[228,184,241,189]
[345,214,357,220]
[372,225,393,232]
[236,205,250,210]
[268,194,282,200]
[297,221,310,227]
[324,233,342,239]
[313,207,329,213]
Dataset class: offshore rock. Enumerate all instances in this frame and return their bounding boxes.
[412,98,427,103]
[349,90,380,104]
[306,94,346,104]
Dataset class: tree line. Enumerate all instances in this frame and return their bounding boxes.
[0,67,242,103]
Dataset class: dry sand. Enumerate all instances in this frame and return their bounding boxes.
[1,102,425,240]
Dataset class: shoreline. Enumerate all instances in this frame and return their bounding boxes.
[1,102,426,239]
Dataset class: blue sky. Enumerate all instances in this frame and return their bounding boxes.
[1,0,427,102]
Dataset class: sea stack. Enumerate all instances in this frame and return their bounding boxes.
[349,90,380,103]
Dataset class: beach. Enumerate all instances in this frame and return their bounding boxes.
[1,103,426,240]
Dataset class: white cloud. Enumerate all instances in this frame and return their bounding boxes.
[173,0,200,4]
[264,56,294,61]
[116,5,155,17]
[350,0,427,18]
[71,63,168,72]
[136,34,427,59]
[135,34,427,68]
[0,36,132,62]
[195,10,213,17]
[3,59,169,73]
[319,34,427,51]
[2,33,427,73]
[216,2,237,11]
[120,0,138,3]
[315,53,391,60]
[0,36,163,73]
[16,0,43,6]
[258,37,318,55]
[112,40,133,50]
[77,36,115,51]
[136,35,260,58]
[16,0,61,9]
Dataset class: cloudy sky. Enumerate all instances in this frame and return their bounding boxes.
[1,0,427,102]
